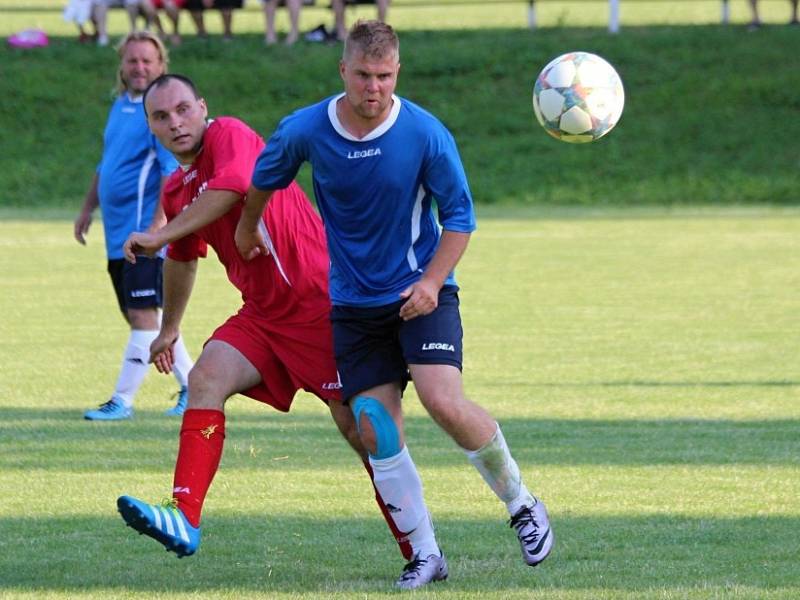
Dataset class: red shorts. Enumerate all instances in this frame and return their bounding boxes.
[208,302,341,412]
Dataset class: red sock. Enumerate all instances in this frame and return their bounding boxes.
[172,409,226,528]
[363,460,414,560]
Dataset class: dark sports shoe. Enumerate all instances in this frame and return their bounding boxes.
[395,551,448,590]
[509,500,553,566]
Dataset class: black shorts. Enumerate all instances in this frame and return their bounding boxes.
[331,285,463,401]
[107,257,164,314]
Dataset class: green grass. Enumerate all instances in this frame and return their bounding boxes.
[1,209,799,598]
[2,23,800,209]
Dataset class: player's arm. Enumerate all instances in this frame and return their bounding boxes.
[124,189,241,263]
[235,184,275,260]
[150,257,198,373]
[399,230,471,321]
[74,174,100,245]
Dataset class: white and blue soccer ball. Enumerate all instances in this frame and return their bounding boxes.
[532,51,625,143]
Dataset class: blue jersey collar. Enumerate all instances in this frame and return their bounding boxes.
[327,93,401,142]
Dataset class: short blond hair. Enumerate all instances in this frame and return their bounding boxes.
[115,31,169,95]
[343,20,399,61]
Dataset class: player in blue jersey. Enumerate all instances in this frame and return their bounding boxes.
[74,31,194,421]
[236,19,553,590]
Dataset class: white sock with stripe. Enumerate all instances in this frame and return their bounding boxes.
[113,330,158,408]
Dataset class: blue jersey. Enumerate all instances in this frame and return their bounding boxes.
[252,94,476,307]
[97,93,178,259]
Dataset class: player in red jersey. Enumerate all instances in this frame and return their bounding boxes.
[116,73,412,560]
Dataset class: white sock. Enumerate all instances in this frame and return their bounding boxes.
[113,329,158,408]
[464,424,535,516]
[170,335,193,388]
[369,446,439,559]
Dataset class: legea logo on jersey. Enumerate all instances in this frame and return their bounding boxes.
[347,148,382,159]
[421,342,455,352]
[183,170,198,185]
[131,289,157,298]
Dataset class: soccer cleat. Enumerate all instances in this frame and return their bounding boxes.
[117,495,200,558]
[509,499,554,567]
[84,397,132,421]
[395,551,448,590]
[165,386,188,417]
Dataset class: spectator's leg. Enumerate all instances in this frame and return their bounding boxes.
[376,0,389,22]
[93,0,109,45]
[790,0,799,24]
[164,0,182,42]
[285,0,301,44]
[262,0,277,44]
[748,0,761,29]
[332,0,346,40]
[220,7,233,39]
[191,7,207,36]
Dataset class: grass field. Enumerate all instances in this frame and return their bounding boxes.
[3,22,800,208]
[1,209,799,598]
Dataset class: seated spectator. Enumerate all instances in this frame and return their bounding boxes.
[150,0,184,44]
[305,0,389,43]
[262,0,302,45]
[748,0,799,29]
[93,0,160,46]
[186,0,241,40]
[63,0,97,42]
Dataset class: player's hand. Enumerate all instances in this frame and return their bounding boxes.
[150,329,178,374]
[234,222,269,261]
[399,278,440,321]
[123,232,162,263]
[74,212,92,245]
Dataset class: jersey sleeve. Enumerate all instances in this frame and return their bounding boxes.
[251,115,306,192]
[167,234,208,262]
[206,122,263,195]
[423,127,477,233]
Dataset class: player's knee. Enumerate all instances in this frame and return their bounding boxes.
[351,396,400,460]
[186,363,225,410]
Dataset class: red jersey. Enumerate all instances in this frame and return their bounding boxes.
[162,117,330,323]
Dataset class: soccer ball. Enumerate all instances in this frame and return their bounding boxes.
[532,51,625,143]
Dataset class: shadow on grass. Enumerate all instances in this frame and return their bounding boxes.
[0,513,797,593]
[2,408,799,472]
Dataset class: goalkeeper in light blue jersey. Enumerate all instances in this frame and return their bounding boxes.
[238,19,553,589]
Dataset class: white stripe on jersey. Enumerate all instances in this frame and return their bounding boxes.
[136,149,157,231]
[406,185,425,273]
[258,219,292,287]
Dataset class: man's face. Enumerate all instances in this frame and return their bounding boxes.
[146,79,208,163]
[121,40,164,96]
[339,49,400,123]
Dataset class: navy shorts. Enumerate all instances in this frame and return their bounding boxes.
[107,257,163,314]
[331,285,463,401]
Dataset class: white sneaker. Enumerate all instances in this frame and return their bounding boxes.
[509,500,554,566]
[395,551,448,589]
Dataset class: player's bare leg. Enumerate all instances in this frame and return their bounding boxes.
[410,363,554,567]
[118,340,260,556]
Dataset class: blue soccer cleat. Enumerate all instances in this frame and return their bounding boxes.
[84,397,132,421]
[165,386,188,417]
[117,495,200,557]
